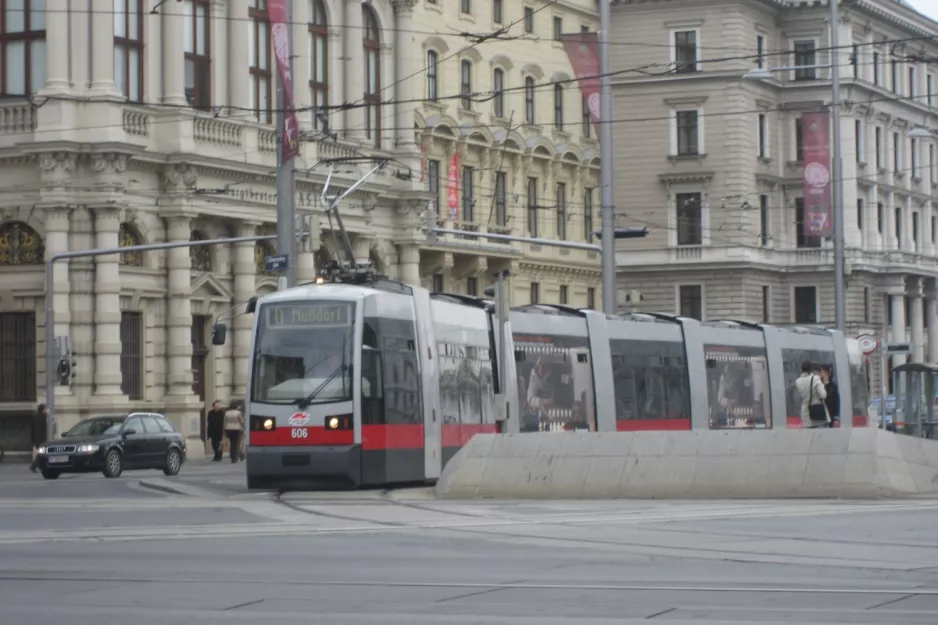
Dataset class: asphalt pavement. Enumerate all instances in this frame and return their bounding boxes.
[1,459,937,624]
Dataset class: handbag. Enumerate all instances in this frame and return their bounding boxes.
[808,375,829,422]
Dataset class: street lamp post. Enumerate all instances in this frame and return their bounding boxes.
[743,5,846,332]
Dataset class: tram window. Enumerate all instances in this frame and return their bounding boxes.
[704,344,771,429]
[610,340,689,421]
[850,360,870,418]
[515,339,597,432]
[361,317,421,426]
[781,348,833,419]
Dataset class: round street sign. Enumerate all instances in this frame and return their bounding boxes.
[857,334,878,355]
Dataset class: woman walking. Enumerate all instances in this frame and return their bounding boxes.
[223,401,245,463]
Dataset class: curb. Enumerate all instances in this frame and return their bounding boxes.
[137,477,220,499]
[1,452,32,464]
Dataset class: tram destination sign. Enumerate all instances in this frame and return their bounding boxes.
[265,302,352,327]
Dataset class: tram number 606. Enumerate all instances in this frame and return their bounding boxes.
[291,428,308,439]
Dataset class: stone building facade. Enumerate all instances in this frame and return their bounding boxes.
[0,0,604,450]
[610,0,938,394]
[414,0,602,306]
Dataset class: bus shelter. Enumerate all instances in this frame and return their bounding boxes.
[891,362,938,439]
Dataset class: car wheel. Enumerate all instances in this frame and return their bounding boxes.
[41,469,60,480]
[103,449,123,478]
[163,448,182,476]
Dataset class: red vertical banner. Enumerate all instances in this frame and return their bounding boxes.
[560,32,601,135]
[802,111,833,237]
[268,0,300,161]
[447,152,459,219]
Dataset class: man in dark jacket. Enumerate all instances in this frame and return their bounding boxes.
[820,365,841,428]
[205,401,225,461]
[30,404,47,473]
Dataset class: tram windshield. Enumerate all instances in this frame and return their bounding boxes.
[251,301,355,404]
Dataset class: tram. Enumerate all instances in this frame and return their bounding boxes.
[211,274,869,490]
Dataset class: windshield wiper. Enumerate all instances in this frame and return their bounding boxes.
[296,364,349,410]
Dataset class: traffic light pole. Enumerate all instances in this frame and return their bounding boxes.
[43,234,277,441]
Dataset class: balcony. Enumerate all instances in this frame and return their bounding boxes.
[616,243,938,274]
[0,98,381,176]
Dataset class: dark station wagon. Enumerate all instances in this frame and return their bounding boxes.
[36,412,187,480]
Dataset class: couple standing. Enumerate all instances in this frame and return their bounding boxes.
[206,401,245,462]
[796,362,841,428]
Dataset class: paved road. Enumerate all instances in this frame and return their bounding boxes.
[1,462,938,624]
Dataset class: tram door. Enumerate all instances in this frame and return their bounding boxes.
[412,288,442,480]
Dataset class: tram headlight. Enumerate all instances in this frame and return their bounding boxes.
[250,415,276,432]
[324,414,352,430]
[263,418,274,431]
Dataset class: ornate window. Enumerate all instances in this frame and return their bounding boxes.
[0,0,46,96]
[0,221,44,265]
[183,0,211,109]
[249,0,272,124]
[118,223,143,266]
[254,242,275,276]
[363,5,381,148]
[114,0,144,102]
[309,0,328,128]
[189,230,212,271]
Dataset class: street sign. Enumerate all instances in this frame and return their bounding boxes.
[857,334,878,355]
[886,343,911,355]
[265,254,289,272]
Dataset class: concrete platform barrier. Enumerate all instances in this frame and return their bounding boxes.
[434,428,938,499]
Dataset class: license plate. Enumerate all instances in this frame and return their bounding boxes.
[47,455,69,464]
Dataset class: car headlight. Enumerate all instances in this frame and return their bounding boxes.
[76,444,99,454]
[37,446,46,455]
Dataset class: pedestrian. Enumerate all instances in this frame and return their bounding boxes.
[223,401,245,464]
[205,401,225,462]
[819,364,841,428]
[29,404,47,473]
[795,361,829,428]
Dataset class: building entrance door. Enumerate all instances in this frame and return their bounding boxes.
[191,316,209,441]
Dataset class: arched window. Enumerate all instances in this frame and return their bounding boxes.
[254,241,275,276]
[309,0,328,129]
[460,60,472,110]
[119,223,144,266]
[426,50,438,101]
[525,76,535,124]
[189,230,212,271]
[493,68,504,117]
[0,221,44,265]
[363,5,381,148]
[553,84,563,130]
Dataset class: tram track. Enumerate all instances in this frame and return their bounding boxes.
[0,571,934,596]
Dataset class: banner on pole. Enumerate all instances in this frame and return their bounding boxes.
[268,0,300,161]
[802,111,833,237]
[560,32,601,135]
[447,152,459,219]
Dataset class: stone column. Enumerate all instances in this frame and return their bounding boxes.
[67,208,96,409]
[231,222,258,398]
[928,280,938,363]
[228,0,250,113]
[162,6,187,105]
[392,0,418,151]
[910,278,925,363]
[43,205,71,400]
[890,288,907,371]
[296,216,320,284]
[343,0,365,139]
[41,0,69,93]
[90,206,126,400]
[399,244,420,286]
[162,213,203,445]
[69,0,90,91]
[88,0,116,95]
[354,235,373,265]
